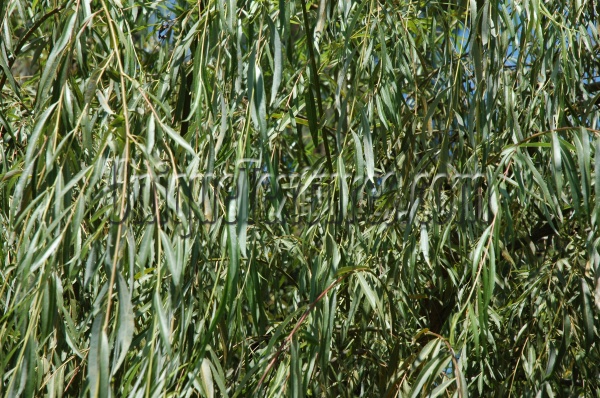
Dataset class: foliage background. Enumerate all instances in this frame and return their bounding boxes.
[1,0,600,396]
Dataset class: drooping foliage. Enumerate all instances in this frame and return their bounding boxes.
[1,0,599,396]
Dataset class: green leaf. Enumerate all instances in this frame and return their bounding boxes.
[162,123,196,156]
[351,131,365,183]
[409,343,443,398]
[356,272,381,315]
[11,102,57,222]
[420,223,431,267]
[361,109,374,183]
[160,230,180,288]
[200,358,215,398]
[472,225,492,279]
[290,335,304,398]
[0,43,20,97]
[236,169,249,257]
[112,273,134,374]
[270,21,283,106]
[36,11,77,111]
[337,156,348,221]
[154,291,172,355]
[305,87,319,147]
[580,278,595,348]
[88,314,110,398]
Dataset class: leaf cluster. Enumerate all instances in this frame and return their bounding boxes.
[1,0,600,396]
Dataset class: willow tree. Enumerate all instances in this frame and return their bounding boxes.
[1,0,599,396]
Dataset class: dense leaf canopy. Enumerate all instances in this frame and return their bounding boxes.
[1,0,600,396]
